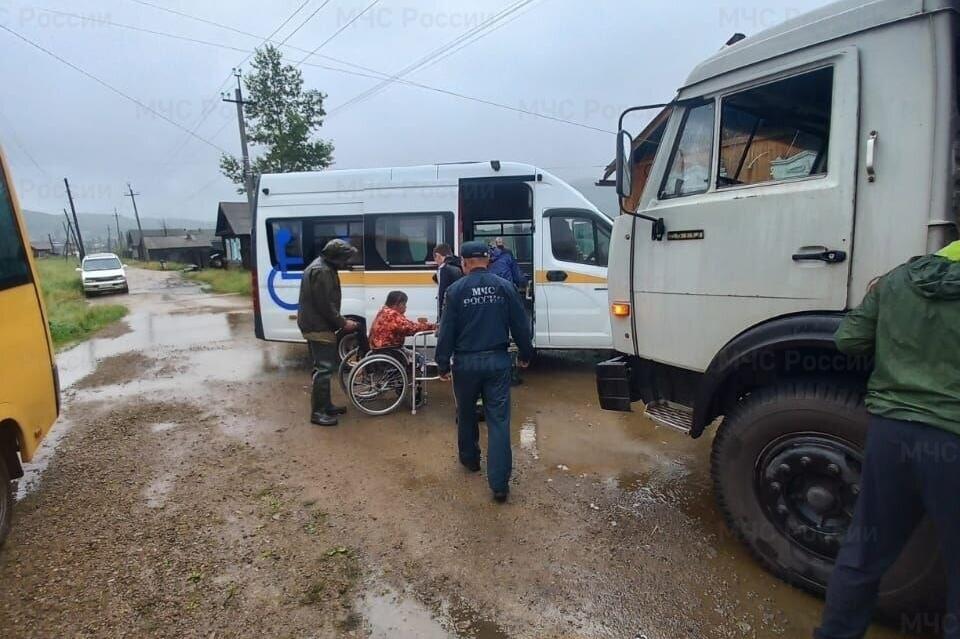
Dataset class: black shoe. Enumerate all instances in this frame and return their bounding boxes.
[460,458,481,472]
[311,412,338,427]
[492,490,509,503]
[325,404,347,416]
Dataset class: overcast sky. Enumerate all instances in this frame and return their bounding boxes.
[0,0,832,222]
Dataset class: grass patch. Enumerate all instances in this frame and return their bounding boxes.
[34,259,128,349]
[184,269,251,296]
[135,260,189,271]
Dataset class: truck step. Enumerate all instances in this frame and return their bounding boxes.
[643,401,693,434]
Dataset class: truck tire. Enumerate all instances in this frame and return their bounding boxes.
[0,454,12,547]
[711,380,944,617]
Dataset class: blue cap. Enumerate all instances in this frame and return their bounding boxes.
[460,241,489,258]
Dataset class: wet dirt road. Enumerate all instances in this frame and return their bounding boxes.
[0,268,912,638]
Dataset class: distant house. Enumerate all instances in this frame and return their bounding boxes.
[29,241,55,258]
[127,228,217,261]
[215,202,252,269]
[140,233,213,267]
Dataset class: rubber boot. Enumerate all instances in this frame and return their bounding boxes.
[311,377,338,426]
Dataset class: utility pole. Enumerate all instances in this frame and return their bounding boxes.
[47,233,56,254]
[61,221,72,261]
[107,226,112,253]
[62,211,78,253]
[114,207,123,255]
[124,183,144,260]
[64,177,85,260]
[222,68,256,216]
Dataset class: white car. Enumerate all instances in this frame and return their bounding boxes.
[77,253,129,296]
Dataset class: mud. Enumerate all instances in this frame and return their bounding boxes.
[0,268,914,639]
[73,351,157,389]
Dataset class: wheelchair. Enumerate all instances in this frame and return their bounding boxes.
[337,324,440,417]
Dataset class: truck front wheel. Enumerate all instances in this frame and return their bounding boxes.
[711,381,943,616]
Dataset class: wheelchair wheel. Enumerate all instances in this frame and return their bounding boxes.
[347,354,408,416]
[337,347,361,392]
[337,333,358,361]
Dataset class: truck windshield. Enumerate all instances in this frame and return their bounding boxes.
[84,258,121,271]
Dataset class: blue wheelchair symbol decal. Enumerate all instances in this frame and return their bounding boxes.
[267,228,303,311]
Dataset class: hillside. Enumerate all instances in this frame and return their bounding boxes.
[23,209,214,244]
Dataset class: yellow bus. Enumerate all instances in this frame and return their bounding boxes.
[0,147,59,545]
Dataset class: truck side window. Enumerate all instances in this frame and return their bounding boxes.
[718,67,833,188]
[0,170,31,291]
[549,215,611,267]
[660,101,716,199]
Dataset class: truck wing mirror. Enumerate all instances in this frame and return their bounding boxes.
[616,129,634,201]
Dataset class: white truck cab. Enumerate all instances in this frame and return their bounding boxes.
[252,162,613,351]
[597,0,957,616]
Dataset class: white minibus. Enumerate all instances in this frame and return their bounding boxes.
[253,161,613,352]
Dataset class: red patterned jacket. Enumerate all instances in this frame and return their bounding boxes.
[369,306,437,349]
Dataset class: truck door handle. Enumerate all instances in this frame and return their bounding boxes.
[792,249,847,264]
[546,270,568,282]
[866,130,878,183]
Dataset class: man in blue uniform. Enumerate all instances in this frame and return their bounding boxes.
[435,241,534,503]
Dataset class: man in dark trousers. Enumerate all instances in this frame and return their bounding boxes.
[433,243,462,321]
[435,241,533,503]
[297,239,359,427]
[816,241,960,639]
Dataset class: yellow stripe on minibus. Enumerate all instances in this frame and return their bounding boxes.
[533,270,607,285]
[340,271,437,287]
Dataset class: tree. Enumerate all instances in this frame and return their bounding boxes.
[220,45,334,192]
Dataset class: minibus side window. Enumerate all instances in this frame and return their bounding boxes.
[266,220,304,270]
[309,219,364,267]
[366,212,453,269]
[0,169,31,291]
[266,217,364,269]
[549,215,611,267]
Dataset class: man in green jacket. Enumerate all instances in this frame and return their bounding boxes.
[816,242,960,639]
[297,239,359,427]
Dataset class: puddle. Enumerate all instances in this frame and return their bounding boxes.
[359,585,509,639]
[518,419,538,460]
[56,309,244,389]
[144,473,175,508]
[150,422,178,433]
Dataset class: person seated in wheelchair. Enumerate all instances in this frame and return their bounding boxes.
[369,291,437,361]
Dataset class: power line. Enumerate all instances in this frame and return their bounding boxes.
[161,0,317,166]
[294,0,382,67]
[277,0,333,47]
[23,6,610,137]
[328,0,537,117]
[0,23,232,154]
[418,0,543,73]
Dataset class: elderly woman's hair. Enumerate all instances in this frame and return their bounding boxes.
[385,290,408,307]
